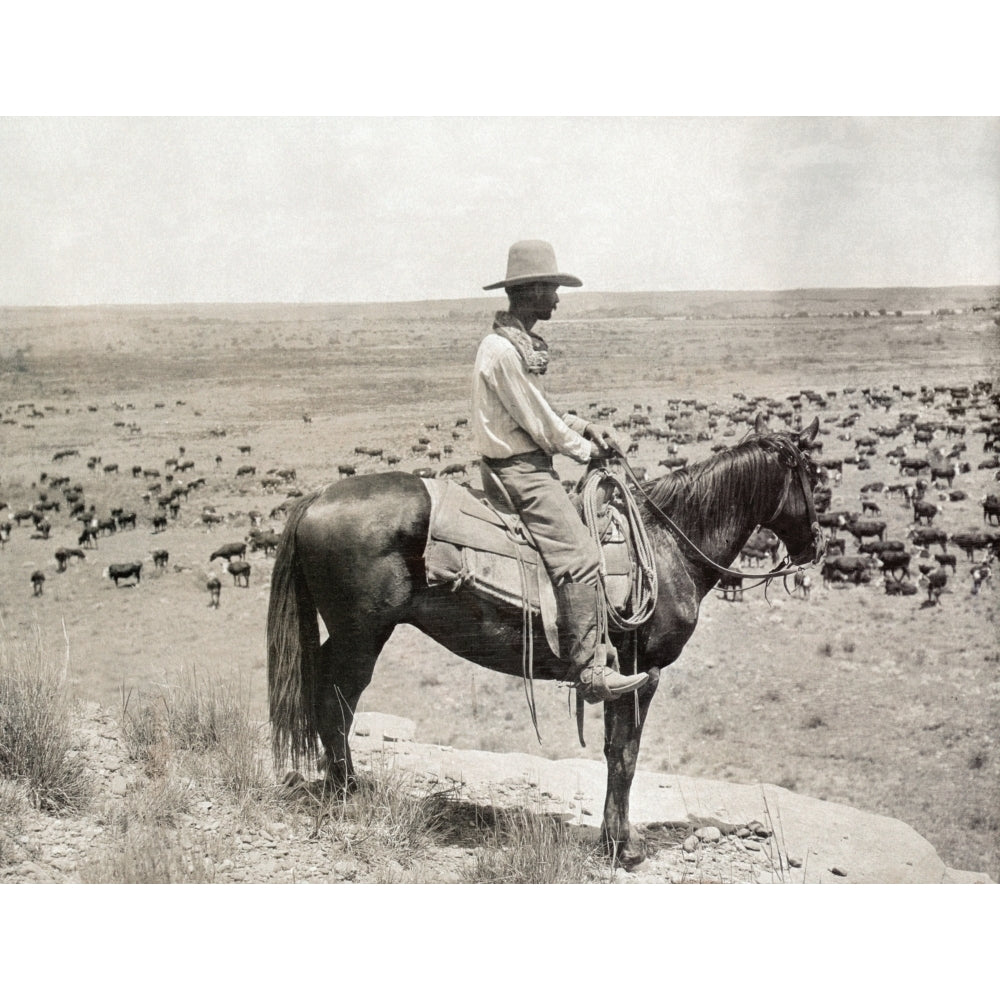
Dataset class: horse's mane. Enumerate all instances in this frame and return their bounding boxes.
[638,433,797,538]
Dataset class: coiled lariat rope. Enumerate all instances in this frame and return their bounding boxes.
[575,466,660,744]
[580,467,659,632]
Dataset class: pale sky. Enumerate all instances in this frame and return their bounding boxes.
[2,116,997,306]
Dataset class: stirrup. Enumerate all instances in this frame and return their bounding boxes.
[576,648,648,704]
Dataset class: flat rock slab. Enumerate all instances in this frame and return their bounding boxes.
[351,712,992,885]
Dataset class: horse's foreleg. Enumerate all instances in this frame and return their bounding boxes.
[600,665,660,869]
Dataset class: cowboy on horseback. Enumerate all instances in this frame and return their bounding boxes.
[474,240,648,703]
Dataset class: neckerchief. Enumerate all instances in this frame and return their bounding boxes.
[493,312,549,375]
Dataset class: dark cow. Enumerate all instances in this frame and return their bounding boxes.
[337,465,356,478]
[907,526,948,552]
[108,562,142,586]
[152,514,168,533]
[821,555,880,586]
[152,549,169,569]
[31,570,45,596]
[951,531,993,561]
[929,463,956,488]
[746,526,781,564]
[226,560,251,587]
[843,518,887,546]
[912,500,941,525]
[933,552,958,572]
[971,561,993,596]
[884,577,918,597]
[247,529,280,556]
[982,495,1000,526]
[210,542,247,562]
[236,465,256,477]
[207,574,222,608]
[878,550,912,580]
[921,567,948,605]
[716,569,743,602]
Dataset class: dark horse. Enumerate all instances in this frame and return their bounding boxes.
[267,416,823,866]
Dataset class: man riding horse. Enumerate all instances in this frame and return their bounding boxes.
[475,240,648,703]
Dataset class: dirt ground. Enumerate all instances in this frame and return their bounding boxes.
[1,288,997,881]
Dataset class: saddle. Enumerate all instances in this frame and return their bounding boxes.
[421,477,636,659]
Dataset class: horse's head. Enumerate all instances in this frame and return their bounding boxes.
[755,414,826,565]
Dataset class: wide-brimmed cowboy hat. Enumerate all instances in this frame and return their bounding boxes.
[483,239,583,291]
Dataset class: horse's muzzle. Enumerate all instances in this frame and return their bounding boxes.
[791,522,828,566]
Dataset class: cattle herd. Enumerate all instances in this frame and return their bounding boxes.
[2,377,998,627]
[0,401,299,610]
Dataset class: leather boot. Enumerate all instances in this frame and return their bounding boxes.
[555,581,648,703]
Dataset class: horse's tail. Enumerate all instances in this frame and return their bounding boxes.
[266,489,323,774]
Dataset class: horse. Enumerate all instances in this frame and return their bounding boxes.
[266,415,823,868]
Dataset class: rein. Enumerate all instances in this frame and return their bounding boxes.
[607,439,823,582]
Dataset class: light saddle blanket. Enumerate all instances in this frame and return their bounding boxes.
[420,478,635,659]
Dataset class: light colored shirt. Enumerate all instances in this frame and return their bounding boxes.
[471,316,591,462]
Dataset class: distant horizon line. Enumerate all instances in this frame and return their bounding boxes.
[2,283,997,310]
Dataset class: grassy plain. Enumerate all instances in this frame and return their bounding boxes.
[1,286,998,880]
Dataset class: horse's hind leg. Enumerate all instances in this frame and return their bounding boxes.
[314,633,384,791]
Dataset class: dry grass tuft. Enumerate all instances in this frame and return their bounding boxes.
[0,628,91,811]
[80,826,221,883]
[464,804,606,883]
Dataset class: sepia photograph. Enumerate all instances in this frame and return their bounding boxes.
[2,115,996,900]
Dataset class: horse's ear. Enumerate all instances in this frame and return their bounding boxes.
[798,416,820,446]
[754,413,768,435]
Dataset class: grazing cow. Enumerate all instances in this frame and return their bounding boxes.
[821,555,880,586]
[31,570,45,596]
[982,495,1000,526]
[907,526,948,552]
[884,577,918,597]
[202,511,224,526]
[79,525,99,548]
[152,549,169,569]
[861,498,882,516]
[900,457,930,476]
[933,552,957,572]
[108,562,142,587]
[236,465,256,477]
[930,463,956,488]
[843,518,887,546]
[337,465,356,478]
[238,445,252,454]
[227,560,251,587]
[912,499,941,525]
[441,463,468,477]
[207,574,221,608]
[117,511,137,530]
[740,544,769,567]
[746,527,781,564]
[951,531,993,561]
[971,561,993,596]
[248,529,280,555]
[152,514,168,533]
[878,550,912,580]
[921,567,948,605]
[716,570,743,601]
[210,542,247,562]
